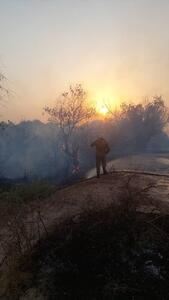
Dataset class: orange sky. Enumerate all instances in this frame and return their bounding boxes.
[1,0,169,122]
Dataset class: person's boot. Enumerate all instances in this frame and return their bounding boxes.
[103,169,108,175]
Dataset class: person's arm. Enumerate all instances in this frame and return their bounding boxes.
[106,143,110,153]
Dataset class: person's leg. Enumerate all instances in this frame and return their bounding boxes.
[102,156,108,174]
[96,156,101,178]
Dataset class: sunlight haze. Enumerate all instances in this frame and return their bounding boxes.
[0,0,169,122]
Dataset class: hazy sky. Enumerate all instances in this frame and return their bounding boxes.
[0,0,169,122]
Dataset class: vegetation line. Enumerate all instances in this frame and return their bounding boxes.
[112,169,169,177]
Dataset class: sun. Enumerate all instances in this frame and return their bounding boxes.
[97,105,109,116]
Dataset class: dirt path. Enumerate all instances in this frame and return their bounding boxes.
[1,171,169,266]
[34,171,169,229]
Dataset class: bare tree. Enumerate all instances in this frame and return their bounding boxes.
[0,72,9,102]
[44,84,95,177]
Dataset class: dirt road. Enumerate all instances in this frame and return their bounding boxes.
[1,171,169,266]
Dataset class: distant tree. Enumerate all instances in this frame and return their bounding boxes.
[109,96,169,153]
[0,71,10,129]
[0,72,9,101]
[44,84,95,177]
[0,71,10,130]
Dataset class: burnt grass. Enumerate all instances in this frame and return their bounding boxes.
[14,203,169,300]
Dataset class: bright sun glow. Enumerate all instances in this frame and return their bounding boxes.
[91,88,120,118]
[98,105,109,116]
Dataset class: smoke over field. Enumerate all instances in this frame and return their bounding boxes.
[0,96,169,182]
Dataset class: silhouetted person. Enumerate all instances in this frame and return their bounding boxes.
[91,137,110,178]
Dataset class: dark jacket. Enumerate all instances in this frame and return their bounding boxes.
[91,138,110,156]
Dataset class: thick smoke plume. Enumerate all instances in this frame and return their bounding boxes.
[0,96,169,182]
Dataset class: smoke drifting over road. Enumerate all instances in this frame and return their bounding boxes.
[0,97,168,182]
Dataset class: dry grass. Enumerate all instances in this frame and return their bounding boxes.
[1,177,168,299]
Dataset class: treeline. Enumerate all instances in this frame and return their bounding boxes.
[0,85,169,182]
